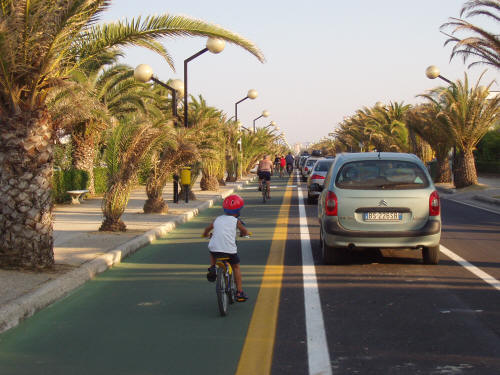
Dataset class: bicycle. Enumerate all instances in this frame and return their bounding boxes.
[286,163,293,176]
[214,256,236,316]
[262,181,270,203]
[211,230,252,316]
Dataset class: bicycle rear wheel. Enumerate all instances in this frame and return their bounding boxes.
[229,273,236,304]
[216,267,228,316]
[262,184,267,203]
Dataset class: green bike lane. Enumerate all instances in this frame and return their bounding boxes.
[0,178,292,375]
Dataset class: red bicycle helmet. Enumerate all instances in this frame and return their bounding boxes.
[223,194,244,215]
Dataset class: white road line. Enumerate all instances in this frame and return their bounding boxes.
[442,197,500,216]
[440,245,500,291]
[297,179,332,375]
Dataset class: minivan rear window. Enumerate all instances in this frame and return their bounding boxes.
[335,160,430,189]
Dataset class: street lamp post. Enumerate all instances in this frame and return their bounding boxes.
[134,64,184,202]
[253,110,270,132]
[232,90,257,181]
[425,65,457,182]
[184,37,225,127]
[235,89,258,123]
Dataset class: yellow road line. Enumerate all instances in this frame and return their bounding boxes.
[236,177,293,375]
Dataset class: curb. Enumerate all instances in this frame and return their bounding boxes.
[0,178,254,333]
[473,195,500,206]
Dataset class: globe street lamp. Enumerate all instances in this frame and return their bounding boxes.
[425,65,453,85]
[184,37,225,127]
[263,120,277,130]
[253,110,270,132]
[235,89,258,123]
[134,64,183,119]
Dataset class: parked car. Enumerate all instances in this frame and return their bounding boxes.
[301,156,323,182]
[298,155,308,170]
[318,152,441,265]
[306,158,335,203]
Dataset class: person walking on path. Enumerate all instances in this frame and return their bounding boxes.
[279,156,286,178]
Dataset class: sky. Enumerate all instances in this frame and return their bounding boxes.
[100,0,499,147]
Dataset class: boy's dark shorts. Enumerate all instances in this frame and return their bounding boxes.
[258,171,271,181]
[210,251,240,265]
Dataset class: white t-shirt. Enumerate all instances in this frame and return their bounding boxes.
[208,215,238,254]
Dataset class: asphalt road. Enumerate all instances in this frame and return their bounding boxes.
[0,173,499,375]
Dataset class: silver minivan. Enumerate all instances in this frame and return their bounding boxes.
[318,152,441,265]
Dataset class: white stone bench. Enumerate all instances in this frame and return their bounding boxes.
[66,190,89,204]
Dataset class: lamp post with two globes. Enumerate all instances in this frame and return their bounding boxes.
[134,64,184,120]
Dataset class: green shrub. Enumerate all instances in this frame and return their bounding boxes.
[93,167,108,194]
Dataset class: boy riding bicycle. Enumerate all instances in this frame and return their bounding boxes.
[203,194,249,302]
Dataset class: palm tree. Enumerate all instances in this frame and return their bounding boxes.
[420,73,499,187]
[406,104,454,182]
[100,115,165,231]
[441,0,500,69]
[50,61,153,194]
[143,126,199,214]
[0,1,264,269]
[362,102,411,152]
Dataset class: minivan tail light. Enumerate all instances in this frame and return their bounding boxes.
[310,174,325,180]
[305,167,309,172]
[325,191,338,216]
[429,191,440,216]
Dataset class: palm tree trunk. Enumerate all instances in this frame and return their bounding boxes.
[453,149,478,188]
[0,110,55,269]
[435,156,452,183]
[200,173,219,191]
[225,155,237,182]
[99,181,130,231]
[72,133,96,194]
[144,175,168,214]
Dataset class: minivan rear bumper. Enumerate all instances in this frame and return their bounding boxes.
[321,217,441,248]
[323,217,440,237]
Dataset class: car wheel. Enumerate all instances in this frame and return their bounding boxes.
[422,245,440,265]
[321,231,344,265]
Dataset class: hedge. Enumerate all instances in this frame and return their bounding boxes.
[475,160,500,174]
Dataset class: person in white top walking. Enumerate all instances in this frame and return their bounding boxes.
[202,194,250,301]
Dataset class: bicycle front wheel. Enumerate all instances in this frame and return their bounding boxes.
[216,267,229,316]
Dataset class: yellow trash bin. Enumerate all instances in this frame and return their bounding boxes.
[181,167,191,186]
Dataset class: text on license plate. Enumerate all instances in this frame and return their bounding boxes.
[363,212,402,221]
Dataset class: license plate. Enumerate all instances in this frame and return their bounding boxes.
[363,212,402,221]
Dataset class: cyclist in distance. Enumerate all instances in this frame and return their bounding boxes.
[285,152,294,175]
[257,154,273,198]
[203,194,250,302]
[273,155,281,176]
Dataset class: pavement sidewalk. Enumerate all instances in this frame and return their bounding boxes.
[435,174,500,213]
[0,175,255,333]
